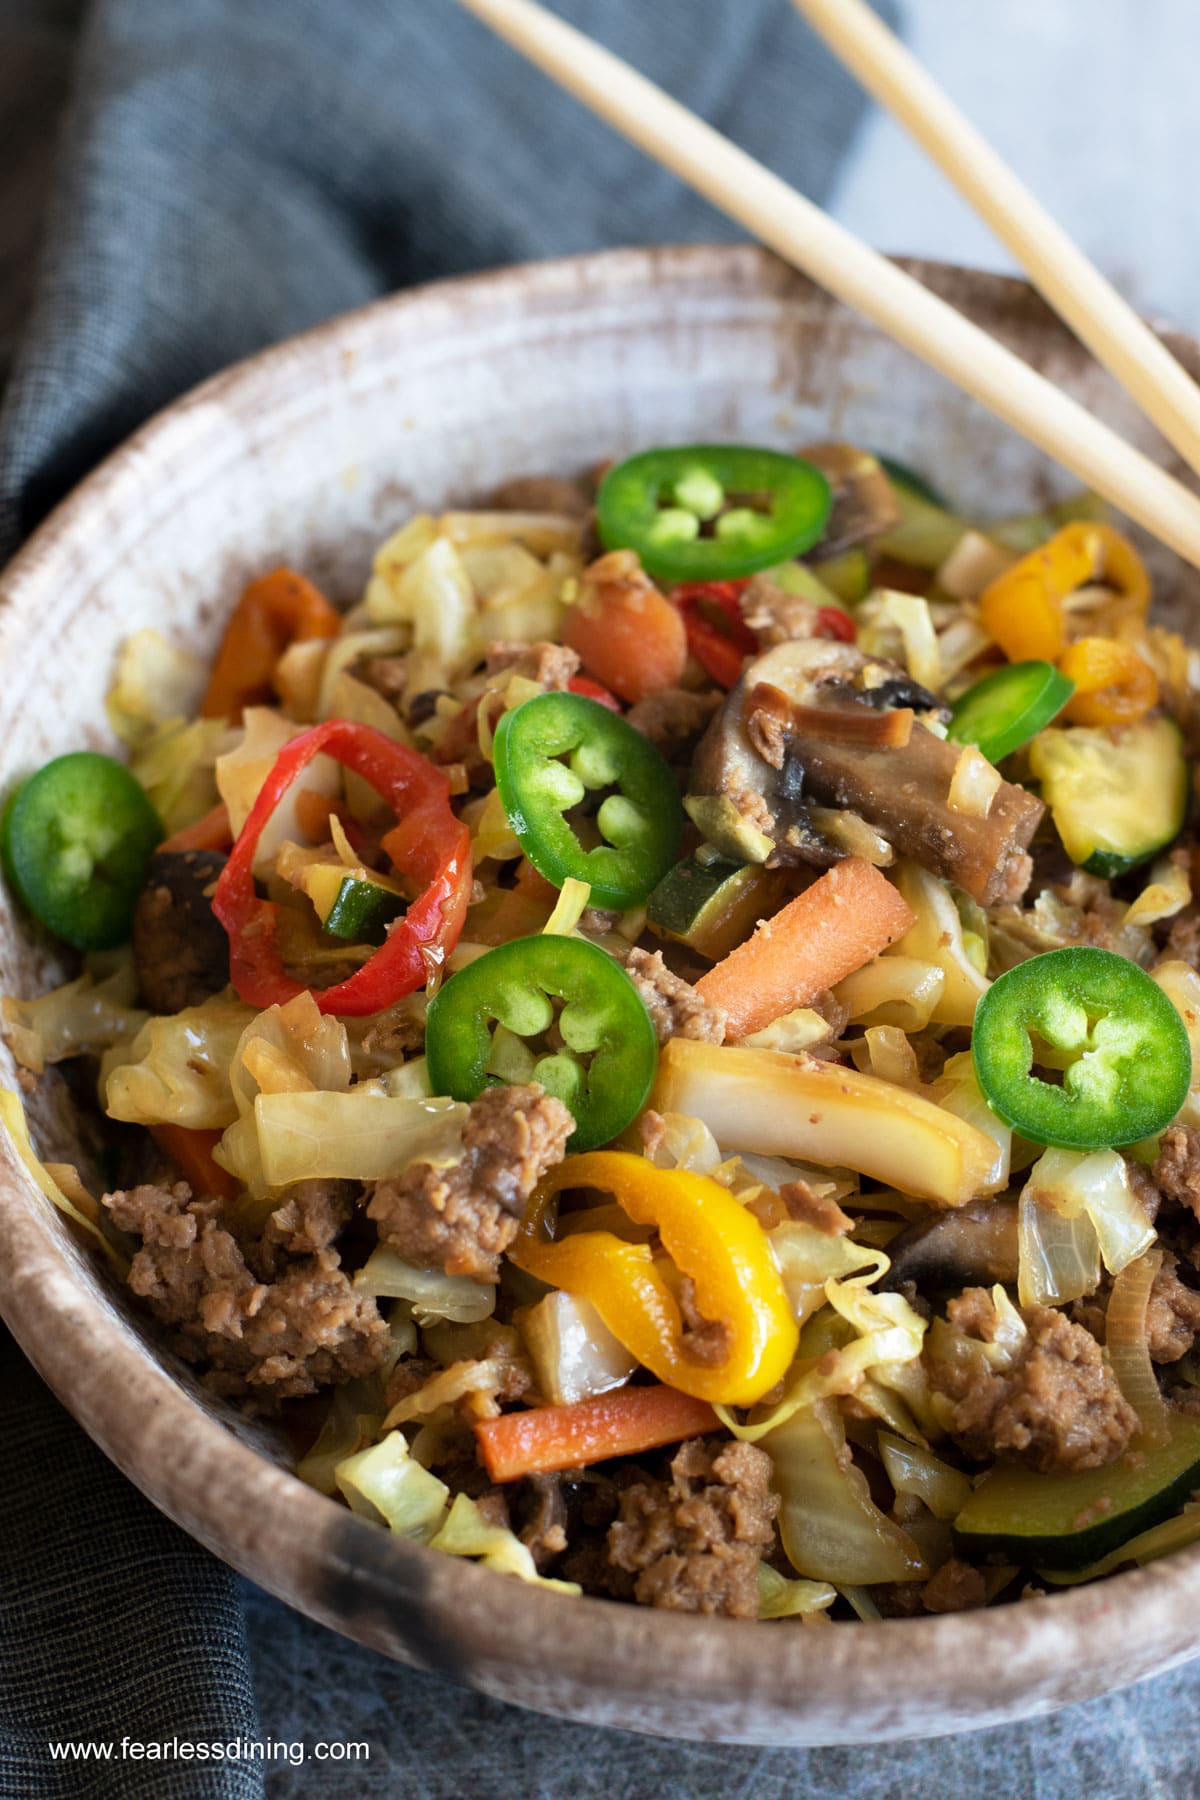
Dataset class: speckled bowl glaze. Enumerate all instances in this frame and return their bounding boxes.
[2,247,1200,1746]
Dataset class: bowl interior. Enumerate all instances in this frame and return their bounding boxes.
[3,245,1200,1745]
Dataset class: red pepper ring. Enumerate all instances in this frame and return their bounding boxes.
[212,720,472,1017]
[672,580,755,688]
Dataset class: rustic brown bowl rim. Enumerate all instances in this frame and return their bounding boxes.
[2,243,1198,1745]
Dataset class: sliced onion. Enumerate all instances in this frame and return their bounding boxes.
[1106,1246,1171,1442]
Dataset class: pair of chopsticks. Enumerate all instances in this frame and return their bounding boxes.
[453,0,1200,574]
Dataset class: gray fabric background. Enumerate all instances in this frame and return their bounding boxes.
[0,0,1191,1795]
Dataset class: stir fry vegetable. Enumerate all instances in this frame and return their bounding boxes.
[11,433,1200,1628]
[2,752,162,950]
[493,691,681,908]
[214,719,470,1016]
[597,445,832,583]
[425,935,657,1150]
[972,948,1192,1149]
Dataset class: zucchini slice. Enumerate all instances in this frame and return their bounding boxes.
[301,862,407,945]
[953,1415,1200,1569]
[646,856,789,962]
[1028,716,1188,879]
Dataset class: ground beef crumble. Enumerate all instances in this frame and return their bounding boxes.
[366,1083,573,1282]
[921,1557,988,1615]
[485,638,581,690]
[623,947,726,1046]
[102,1181,387,1400]
[608,1438,779,1618]
[926,1287,1138,1473]
[1146,1251,1200,1363]
[1155,1126,1200,1224]
[739,574,819,649]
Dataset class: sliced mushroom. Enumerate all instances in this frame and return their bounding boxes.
[881,1198,1019,1292]
[686,640,1043,906]
[798,442,902,559]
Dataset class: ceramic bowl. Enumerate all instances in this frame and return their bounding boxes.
[2,246,1199,1747]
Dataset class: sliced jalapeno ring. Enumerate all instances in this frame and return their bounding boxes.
[425,933,658,1151]
[596,445,832,583]
[1,751,163,951]
[493,692,682,910]
[947,661,1075,764]
[972,946,1192,1150]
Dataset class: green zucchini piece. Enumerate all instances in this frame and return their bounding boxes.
[323,875,407,945]
[1028,717,1188,878]
[764,561,841,607]
[875,455,949,509]
[875,483,968,570]
[808,547,871,606]
[646,855,789,962]
[953,1415,1200,1569]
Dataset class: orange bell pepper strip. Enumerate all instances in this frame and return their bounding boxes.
[474,1385,720,1483]
[979,523,1150,665]
[201,568,341,722]
[1059,636,1160,726]
[157,801,232,855]
[509,1151,798,1407]
[149,1124,240,1204]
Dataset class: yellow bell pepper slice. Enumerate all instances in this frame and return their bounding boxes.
[510,1150,798,1407]
[1059,635,1159,726]
[979,523,1150,664]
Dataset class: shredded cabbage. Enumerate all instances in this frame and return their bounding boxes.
[427,1493,581,1594]
[102,999,255,1129]
[738,1009,835,1053]
[718,1249,926,1442]
[3,968,147,1074]
[211,993,356,1191]
[887,861,990,1028]
[354,1246,496,1324]
[383,1356,526,1429]
[226,1090,467,1190]
[334,1431,451,1537]
[878,1430,971,1521]
[835,956,945,1032]
[929,1052,1011,1192]
[129,716,235,834]
[0,1088,127,1270]
[295,1378,385,1496]
[756,1563,836,1620]
[1152,961,1200,1127]
[106,629,208,744]
[760,1397,927,1585]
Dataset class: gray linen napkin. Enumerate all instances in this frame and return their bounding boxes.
[0,1,888,1794]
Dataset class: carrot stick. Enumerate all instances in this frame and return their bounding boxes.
[158,801,232,855]
[149,1124,240,1204]
[474,1384,719,1483]
[201,567,341,722]
[694,857,915,1039]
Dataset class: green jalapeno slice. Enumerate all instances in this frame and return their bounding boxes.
[425,933,658,1151]
[596,445,832,583]
[493,692,682,910]
[2,751,163,951]
[971,946,1191,1150]
[947,661,1075,764]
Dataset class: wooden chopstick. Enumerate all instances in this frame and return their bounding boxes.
[453,0,1200,574]
[791,0,1200,479]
